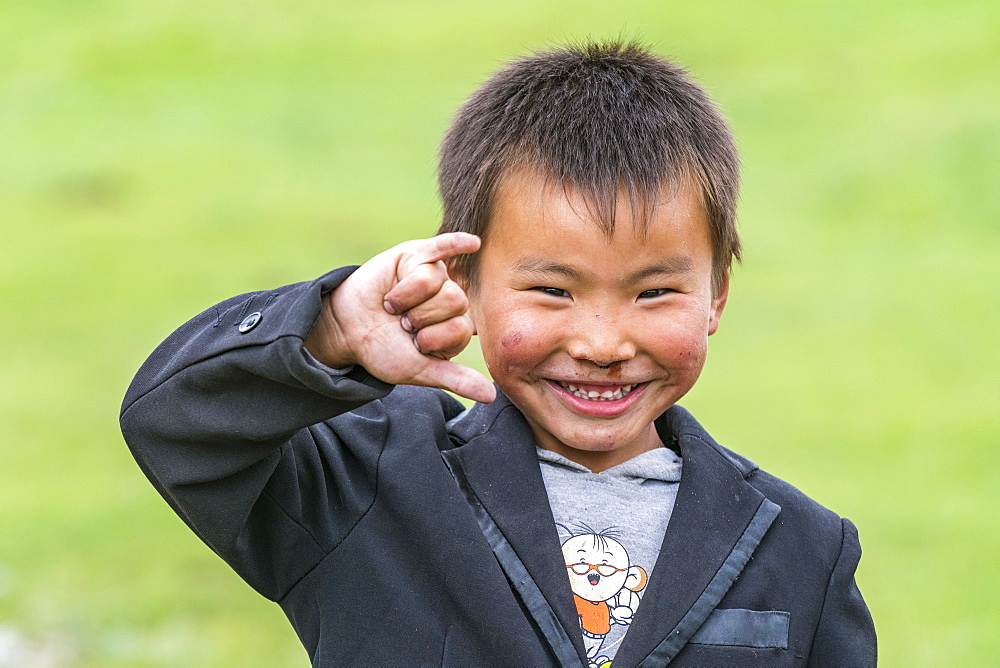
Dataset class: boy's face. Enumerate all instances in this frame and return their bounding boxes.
[467,168,727,472]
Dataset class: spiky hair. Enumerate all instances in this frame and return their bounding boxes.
[437,39,741,294]
[557,522,623,551]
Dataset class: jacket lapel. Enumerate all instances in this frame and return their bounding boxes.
[445,399,781,668]
[611,406,781,667]
[445,393,588,666]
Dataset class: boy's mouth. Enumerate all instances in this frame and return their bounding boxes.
[555,381,636,402]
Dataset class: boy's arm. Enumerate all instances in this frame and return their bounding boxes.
[807,518,877,666]
[120,234,491,599]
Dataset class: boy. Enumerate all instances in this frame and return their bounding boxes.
[121,41,876,666]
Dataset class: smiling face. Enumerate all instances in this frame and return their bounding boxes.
[561,534,632,603]
[467,168,727,472]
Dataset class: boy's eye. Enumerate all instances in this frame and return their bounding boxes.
[638,288,675,299]
[533,286,570,298]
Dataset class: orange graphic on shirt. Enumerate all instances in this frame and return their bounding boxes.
[574,595,612,636]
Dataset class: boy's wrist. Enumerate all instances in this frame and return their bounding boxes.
[305,291,356,369]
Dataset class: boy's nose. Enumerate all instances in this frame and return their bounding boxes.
[566,320,636,368]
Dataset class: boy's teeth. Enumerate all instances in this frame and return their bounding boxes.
[558,382,635,401]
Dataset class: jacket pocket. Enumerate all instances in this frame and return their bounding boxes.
[689,608,789,649]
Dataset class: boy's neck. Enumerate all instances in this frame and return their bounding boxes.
[530,422,665,473]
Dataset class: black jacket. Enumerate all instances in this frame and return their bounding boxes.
[120,267,876,666]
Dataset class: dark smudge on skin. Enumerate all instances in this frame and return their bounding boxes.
[501,331,524,349]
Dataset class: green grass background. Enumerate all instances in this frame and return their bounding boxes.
[1,1,997,665]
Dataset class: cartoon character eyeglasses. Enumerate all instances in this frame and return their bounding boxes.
[566,562,628,577]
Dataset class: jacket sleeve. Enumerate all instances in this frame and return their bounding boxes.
[119,266,395,600]
[808,518,877,667]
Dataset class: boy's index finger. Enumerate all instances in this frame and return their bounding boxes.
[403,233,481,269]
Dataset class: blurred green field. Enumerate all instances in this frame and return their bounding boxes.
[1,1,997,665]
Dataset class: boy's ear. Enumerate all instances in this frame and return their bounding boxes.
[708,274,730,336]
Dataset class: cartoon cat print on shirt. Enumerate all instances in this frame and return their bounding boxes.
[559,524,648,668]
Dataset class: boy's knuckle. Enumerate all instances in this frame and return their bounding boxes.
[440,295,465,316]
[455,314,474,336]
[395,249,417,269]
[414,264,443,289]
[437,284,469,313]
[418,319,469,353]
[409,309,433,330]
[415,331,438,354]
[441,280,467,302]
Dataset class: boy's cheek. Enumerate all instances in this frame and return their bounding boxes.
[500,331,525,351]
[479,310,555,365]
[483,330,545,379]
[649,327,708,365]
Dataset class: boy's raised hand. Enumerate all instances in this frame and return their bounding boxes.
[306,232,496,404]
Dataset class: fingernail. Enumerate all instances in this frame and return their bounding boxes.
[383,300,397,315]
[400,315,413,332]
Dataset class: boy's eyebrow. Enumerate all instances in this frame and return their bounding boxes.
[512,256,583,279]
[512,256,694,283]
[624,257,694,284]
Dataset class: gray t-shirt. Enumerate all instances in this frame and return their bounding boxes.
[538,446,682,668]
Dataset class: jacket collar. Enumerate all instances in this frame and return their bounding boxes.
[446,392,779,668]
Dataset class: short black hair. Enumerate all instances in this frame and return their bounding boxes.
[437,39,741,294]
